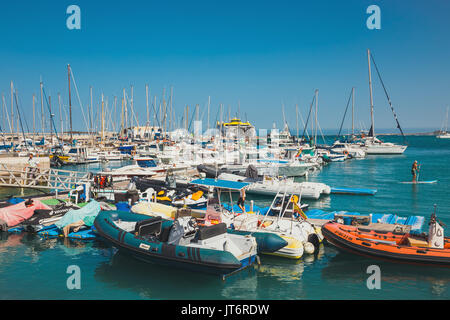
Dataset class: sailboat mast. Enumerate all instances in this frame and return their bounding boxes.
[58,93,63,138]
[67,65,73,141]
[296,104,299,140]
[101,93,104,143]
[367,49,375,138]
[40,80,44,139]
[352,87,355,137]
[10,81,14,135]
[32,94,36,143]
[49,95,53,145]
[207,96,211,131]
[315,89,318,146]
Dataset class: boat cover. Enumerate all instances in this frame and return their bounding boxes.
[55,200,101,229]
[190,178,250,190]
[306,209,425,232]
[0,199,52,227]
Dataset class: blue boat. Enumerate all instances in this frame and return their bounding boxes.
[94,210,259,277]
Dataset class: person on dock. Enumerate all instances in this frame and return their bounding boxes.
[237,186,247,213]
[27,153,39,180]
[411,160,419,183]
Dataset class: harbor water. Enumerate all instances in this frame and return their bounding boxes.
[1,136,449,299]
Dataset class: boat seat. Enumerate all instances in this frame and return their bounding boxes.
[195,223,227,241]
[134,216,162,237]
[159,224,173,242]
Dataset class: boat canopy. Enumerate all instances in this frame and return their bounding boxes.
[190,178,249,190]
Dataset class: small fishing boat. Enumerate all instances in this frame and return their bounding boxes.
[217,172,330,200]
[189,178,323,259]
[94,210,258,277]
[321,210,450,267]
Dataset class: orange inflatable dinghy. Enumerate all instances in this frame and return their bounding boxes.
[322,221,450,267]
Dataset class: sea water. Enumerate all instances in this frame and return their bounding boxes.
[0,136,449,299]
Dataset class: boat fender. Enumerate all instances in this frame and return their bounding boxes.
[304,241,315,254]
[308,233,321,249]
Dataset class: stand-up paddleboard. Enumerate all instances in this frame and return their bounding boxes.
[400,180,438,184]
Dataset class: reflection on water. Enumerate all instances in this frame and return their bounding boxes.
[321,248,450,299]
[94,249,230,299]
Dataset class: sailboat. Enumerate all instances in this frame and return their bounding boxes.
[363,49,408,155]
[437,107,450,139]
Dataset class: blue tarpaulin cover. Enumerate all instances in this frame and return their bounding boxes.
[190,178,250,190]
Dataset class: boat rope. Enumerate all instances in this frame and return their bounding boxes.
[69,68,92,138]
[42,87,61,145]
[2,95,12,134]
[301,93,315,142]
[369,53,407,143]
[13,91,29,151]
[337,89,353,138]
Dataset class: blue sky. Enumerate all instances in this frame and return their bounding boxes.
[1,0,450,133]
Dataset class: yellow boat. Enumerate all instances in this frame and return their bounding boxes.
[217,118,253,128]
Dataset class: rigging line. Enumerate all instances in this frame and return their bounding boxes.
[69,69,92,137]
[13,91,28,151]
[187,106,197,132]
[301,93,315,141]
[298,108,309,140]
[124,91,140,128]
[369,53,407,142]
[42,88,61,144]
[337,88,353,138]
[317,119,327,145]
[2,95,12,133]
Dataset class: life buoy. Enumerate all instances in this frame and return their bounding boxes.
[343,150,349,156]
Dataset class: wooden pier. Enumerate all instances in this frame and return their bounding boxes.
[0,163,91,191]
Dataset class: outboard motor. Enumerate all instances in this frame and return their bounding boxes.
[428,206,444,249]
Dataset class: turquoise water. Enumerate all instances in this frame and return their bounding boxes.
[1,136,450,299]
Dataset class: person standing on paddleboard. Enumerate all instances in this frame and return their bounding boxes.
[411,160,419,183]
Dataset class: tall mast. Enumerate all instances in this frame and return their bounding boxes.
[169,86,173,132]
[207,96,211,131]
[89,86,93,135]
[120,97,124,135]
[49,95,53,145]
[67,65,73,141]
[315,89,318,146]
[153,96,156,132]
[352,87,355,137]
[367,49,375,138]
[58,93,63,138]
[10,81,14,135]
[101,93,104,143]
[32,94,36,143]
[130,85,134,130]
[123,88,127,136]
[40,80,44,138]
[296,104,299,139]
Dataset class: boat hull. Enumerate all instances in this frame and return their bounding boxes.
[322,222,450,267]
[94,211,256,276]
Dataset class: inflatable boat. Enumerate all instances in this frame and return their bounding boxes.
[94,210,259,276]
[0,199,52,231]
[21,202,80,232]
[322,217,450,267]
